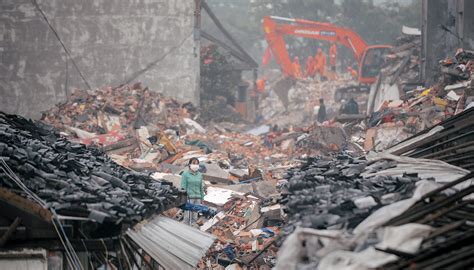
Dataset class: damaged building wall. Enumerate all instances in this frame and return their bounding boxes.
[421,0,474,85]
[0,0,199,118]
[463,1,474,49]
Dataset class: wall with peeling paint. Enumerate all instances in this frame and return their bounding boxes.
[0,0,199,118]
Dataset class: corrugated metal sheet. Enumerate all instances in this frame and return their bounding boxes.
[127,215,216,270]
[0,249,47,270]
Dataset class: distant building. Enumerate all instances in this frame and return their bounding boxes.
[421,0,474,84]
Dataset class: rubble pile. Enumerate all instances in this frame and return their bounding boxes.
[294,124,354,155]
[386,107,474,170]
[40,84,210,169]
[198,191,280,269]
[41,83,197,146]
[258,79,351,127]
[275,104,474,269]
[177,123,356,176]
[182,130,281,169]
[35,78,361,177]
[0,112,185,224]
[281,153,420,235]
[376,34,421,103]
[276,170,473,269]
[366,42,474,151]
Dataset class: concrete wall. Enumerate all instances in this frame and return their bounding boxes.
[421,0,474,85]
[0,0,199,118]
[462,0,474,49]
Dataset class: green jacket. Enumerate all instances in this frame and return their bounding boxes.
[180,170,205,199]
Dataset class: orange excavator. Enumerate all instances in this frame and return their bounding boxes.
[263,16,392,102]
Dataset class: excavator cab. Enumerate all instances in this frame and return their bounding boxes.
[359,45,392,84]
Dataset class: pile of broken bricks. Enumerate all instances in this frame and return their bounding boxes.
[195,187,283,269]
[40,83,199,168]
[41,82,198,139]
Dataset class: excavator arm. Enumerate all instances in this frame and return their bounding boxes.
[263,16,375,78]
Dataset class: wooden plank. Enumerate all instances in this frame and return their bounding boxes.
[0,187,52,222]
[0,217,21,247]
[102,138,138,152]
[203,174,235,185]
[364,128,377,151]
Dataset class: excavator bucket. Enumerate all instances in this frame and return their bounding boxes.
[271,77,296,108]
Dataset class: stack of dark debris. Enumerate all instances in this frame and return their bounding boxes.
[381,173,474,269]
[280,153,420,236]
[275,135,473,269]
[365,44,474,151]
[0,112,185,226]
[276,171,474,269]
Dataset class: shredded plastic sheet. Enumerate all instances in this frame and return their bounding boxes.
[364,152,469,183]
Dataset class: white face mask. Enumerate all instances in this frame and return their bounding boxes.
[190,164,199,172]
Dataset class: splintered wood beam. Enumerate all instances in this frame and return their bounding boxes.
[0,187,52,222]
[0,217,21,247]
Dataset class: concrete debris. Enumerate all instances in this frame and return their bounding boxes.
[258,79,351,128]
[184,118,207,134]
[245,125,270,136]
[385,107,474,171]
[365,39,474,151]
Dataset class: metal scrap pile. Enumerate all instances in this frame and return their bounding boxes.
[281,153,420,235]
[0,112,185,225]
[365,41,474,151]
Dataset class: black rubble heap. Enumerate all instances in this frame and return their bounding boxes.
[281,153,421,235]
[0,112,184,224]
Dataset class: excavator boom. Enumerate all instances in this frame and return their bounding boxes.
[263,16,391,83]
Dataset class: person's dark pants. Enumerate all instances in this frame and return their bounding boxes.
[183,198,202,225]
